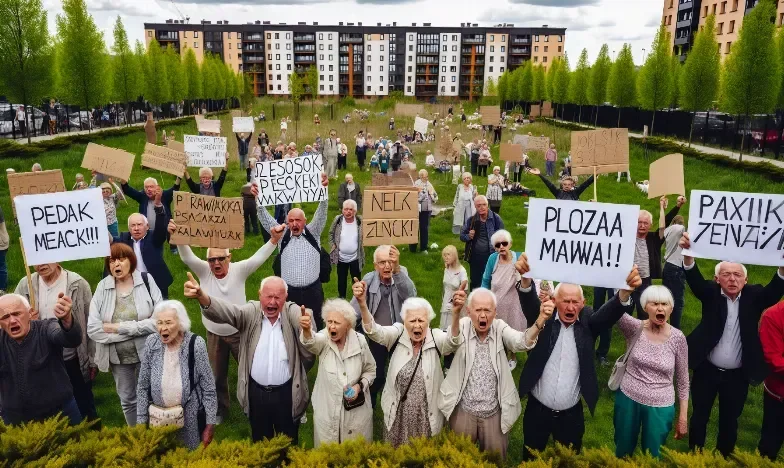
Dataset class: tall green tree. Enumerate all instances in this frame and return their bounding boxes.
[56,0,110,113]
[165,44,185,109]
[305,65,319,112]
[776,26,784,113]
[545,58,559,102]
[111,16,141,126]
[588,44,611,126]
[518,61,533,107]
[721,0,780,160]
[497,72,508,104]
[531,65,547,111]
[637,24,672,135]
[0,0,52,142]
[288,71,304,141]
[182,47,201,113]
[201,53,215,110]
[145,39,168,106]
[669,55,681,109]
[134,40,147,103]
[679,14,720,145]
[484,77,497,97]
[240,73,254,111]
[507,67,521,103]
[569,48,591,122]
[607,43,637,126]
[552,54,571,119]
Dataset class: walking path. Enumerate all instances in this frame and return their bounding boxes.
[8,121,148,144]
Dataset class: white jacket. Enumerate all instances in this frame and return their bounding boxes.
[87,271,162,372]
[300,329,376,446]
[438,317,535,434]
[363,320,462,435]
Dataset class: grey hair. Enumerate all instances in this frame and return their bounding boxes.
[639,285,674,311]
[321,298,357,329]
[199,167,213,178]
[143,177,159,186]
[493,165,501,172]
[32,163,42,171]
[475,195,489,205]
[638,210,653,224]
[0,293,31,310]
[462,172,472,180]
[554,283,585,300]
[715,261,747,277]
[260,276,288,293]
[490,229,512,246]
[466,288,497,310]
[373,245,392,263]
[419,169,428,177]
[127,213,149,229]
[343,199,357,211]
[400,297,436,323]
[152,300,192,332]
[206,247,231,257]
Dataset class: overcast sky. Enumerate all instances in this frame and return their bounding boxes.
[42,0,662,65]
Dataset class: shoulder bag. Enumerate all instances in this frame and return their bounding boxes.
[608,323,644,391]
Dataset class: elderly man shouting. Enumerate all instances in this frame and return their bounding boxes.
[514,253,641,459]
[0,293,82,425]
[439,287,552,459]
[184,274,315,444]
[351,245,417,407]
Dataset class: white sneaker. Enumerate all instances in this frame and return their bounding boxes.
[300,414,308,424]
[508,359,517,371]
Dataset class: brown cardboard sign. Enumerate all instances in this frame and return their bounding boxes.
[8,170,66,215]
[394,103,425,117]
[480,106,502,126]
[170,191,245,249]
[371,172,414,187]
[166,139,185,153]
[500,143,524,162]
[141,143,187,177]
[81,143,135,181]
[648,153,685,199]
[527,136,550,153]
[363,218,419,246]
[197,119,221,134]
[362,187,420,246]
[571,128,630,176]
[530,104,541,116]
[144,112,157,144]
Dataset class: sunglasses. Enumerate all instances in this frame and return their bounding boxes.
[207,256,227,263]
[494,241,509,249]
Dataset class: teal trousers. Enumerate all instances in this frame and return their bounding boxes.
[613,390,674,458]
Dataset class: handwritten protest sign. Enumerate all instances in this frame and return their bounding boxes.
[141,143,187,177]
[14,188,110,265]
[500,143,524,162]
[197,118,221,134]
[571,128,629,176]
[523,198,639,289]
[170,192,245,249]
[8,170,66,216]
[512,135,549,155]
[395,103,425,117]
[372,172,414,187]
[414,116,429,135]
[648,154,685,199]
[81,143,135,181]
[232,117,254,133]
[682,190,784,267]
[513,134,529,148]
[363,187,419,246]
[167,139,185,153]
[184,135,227,167]
[542,101,553,117]
[253,153,327,206]
[481,106,502,126]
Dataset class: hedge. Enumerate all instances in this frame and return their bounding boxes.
[2,417,782,467]
[0,111,231,160]
[541,118,784,183]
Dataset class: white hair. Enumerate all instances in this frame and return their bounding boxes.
[373,245,392,263]
[490,229,512,246]
[493,165,501,171]
[342,199,357,211]
[260,276,288,293]
[321,298,357,329]
[475,195,489,205]
[152,300,192,332]
[639,285,674,311]
[554,283,585,300]
[638,210,653,224]
[206,247,231,258]
[32,163,42,171]
[345,173,353,181]
[0,293,31,310]
[714,261,747,277]
[466,288,497,310]
[400,297,436,323]
[199,167,213,178]
[143,177,159,186]
[462,172,472,180]
[419,169,428,177]
[127,213,149,229]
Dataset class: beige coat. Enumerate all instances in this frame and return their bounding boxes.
[301,329,376,446]
[202,297,315,419]
[438,317,534,434]
[363,320,462,435]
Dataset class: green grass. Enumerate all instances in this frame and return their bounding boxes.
[1,101,783,466]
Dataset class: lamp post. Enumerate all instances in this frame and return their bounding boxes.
[642,48,647,63]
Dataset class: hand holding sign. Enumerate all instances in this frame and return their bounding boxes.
[618,266,642,303]
[528,168,541,176]
[167,220,177,236]
[154,187,163,207]
[389,246,401,273]
[54,292,73,327]
[514,253,533,290]
[539,299,554,323]
[676,195,687,208]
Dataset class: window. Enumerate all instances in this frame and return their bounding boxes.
[501,46,505,52]
[718,22,724,34]
[490,56,494,62]
[194,42,198,48]
[409,45,413,51]
[183,31,188,38]
[238,42,241,49]
[269,74,273,80]
[276,54,280,60]
[380,66,384,71]
[380,85,384,91]
[721,1,726,13]
[490,34,494,41]
[502,35,506,42]
[286,43,291,50]
[380,56,384,62]
[268,64,272,70]
[285,33,290,39]
[443,45,447,52]
[442,56,446,62]
[194,32,199,38]
[319,54,324,60]
[148,31,152,37]
[287,64,291,70]
[319,44,324,50]
[441,65,446,72]
[407,86,411,92]
[330,84,334,91]
[729,20,736,32]
[329,54,333,60]
[275,43,280,50]
[452,34,457,41]
[320,74,324,80]
[500,67,504,72]
[367,86,371,91]
[543,56,547,63]
[544,46,548,52]
[534,35,540,42]
[408,65,412,72]
[267,33,271,39]
[277,84,281,90]
[452,56,457,62]
[380,75,384,82]
[319,33,323,40]
[731,0,738,10]
[558,46,562,52]
[268,44,272,50]
[367,65,372,71]
[269,84,273,91]
[277,74,281,80]
[711,3,716,14]
[441,76,445,82]
[381,45,385,51]
[408,76,411,82]
[489,66,493,72]
[319,84,324,91]
[227,32,232,39]
[500,56,504,62]
[533,56,538,62]
[452,45,457,51]
[276,64,280,70]
[381,35,384,40]
[275,33,279,39]
[544,35,549,42]
[409,35,413,41]
[229,43,232,49]
[534,46,539,52]
[329,65,333,71]
[490,46,494,52]
[329,75,333,81]
[320,65,324,71]
[726,41,731,54]
[368,45,372,51]
[450,66,456,72]
[451,76,456,82]
[408,55,412,62]
[367,55,371,62]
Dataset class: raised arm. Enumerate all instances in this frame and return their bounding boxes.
[573,175,595,198]
[758,271,784,313]
[234,239,278,278]
[586,268,640,336]
[120,182,145,204]
[151,205,167,247]
[257,203,279,236]
[538,173,560,197]
[307,199,329,237]
[175,243,211,278]
[214,169,228,192]
[505,299,554,352]
[185,176,200,193]
[185,273,255,331]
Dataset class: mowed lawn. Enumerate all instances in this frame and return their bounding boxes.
[1,102,783,466]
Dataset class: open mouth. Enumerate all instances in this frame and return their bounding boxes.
[478,320,487,328]
[113,267,123,275]
[161,331,170,340]
[412,330,423,339]
[565,313,576,320]
[9,325,21,334]
[330,331,337,338]
[655,313,666,321]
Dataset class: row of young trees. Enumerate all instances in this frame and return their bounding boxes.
[0,0,253,142]
[497,0,783,159]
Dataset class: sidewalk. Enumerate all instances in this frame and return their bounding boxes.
[7,121,148,145]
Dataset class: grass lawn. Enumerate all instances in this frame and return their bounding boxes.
[1,100,783,466]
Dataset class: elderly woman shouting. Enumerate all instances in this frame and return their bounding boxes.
[185,160,228,197]
[353,280,463,446]
[137,300,217,449]
[299,298,376,446]
[88,243,163,426]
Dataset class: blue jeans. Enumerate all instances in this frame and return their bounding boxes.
[0,248,7,290]
[107,221,119,238]
[239,152,248,170]
[593,287,614,358]
[545,160,555,176]
[662,263,685,329]
[1,397,82,426]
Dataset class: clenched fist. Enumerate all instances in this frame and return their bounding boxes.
[352,277,367,304]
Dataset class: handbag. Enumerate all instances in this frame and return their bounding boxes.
[343,332,368,411]
[148,404,185,428]
[608,323,645,391]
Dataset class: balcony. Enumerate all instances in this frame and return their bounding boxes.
[415,79,437,85]
[245,64,265,72]
[244,44,264,51]
[415,57,439,65]
[294,56,315,64]
[294,34,315,42]
[512,38,529,44]
[157,31,178,41]
[462,67,484,75]
[462,36,484,44]
[678,0,694,10]
[294,45,315,52]
[510,47,529,54]
[508,58,527,66]
[245,34,264,41]
[677,18,692,28]
[674,35,690,46]
[244,55,265,62]
[339,35,363,43]
[461,58,485,65]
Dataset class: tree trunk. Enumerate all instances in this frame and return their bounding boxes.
[650,110,656,137]
[617,107,622,127]
[688,112,694,147]
[738,113,748,162]
[595,105,599,127]
[578,105,582,123]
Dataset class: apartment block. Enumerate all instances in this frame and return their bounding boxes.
[143,20,565,98]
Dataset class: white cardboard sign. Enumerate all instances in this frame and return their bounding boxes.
[682,190,784,266]
[523,198,640,290]
[414,116,429,135]
[253,153,327,206]
[232,117,254,133]
[184,135,227,167]
[14,188,110,265]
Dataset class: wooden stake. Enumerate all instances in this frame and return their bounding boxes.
[593,166,598,202]
[19,238,35,311]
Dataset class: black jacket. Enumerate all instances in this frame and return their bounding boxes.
[643,206,680,279]
[517,283,632,414]
[112,206,172,293]
[122,181,181,221]
[538,174,594,201]
[185,169,227,197]
[685,264,784,384]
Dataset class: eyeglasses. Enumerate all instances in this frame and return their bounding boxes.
[375,260,393,267]
[494,241,509,248]
[207,256,227,263]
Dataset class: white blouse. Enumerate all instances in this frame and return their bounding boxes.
[161,345,183,407]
